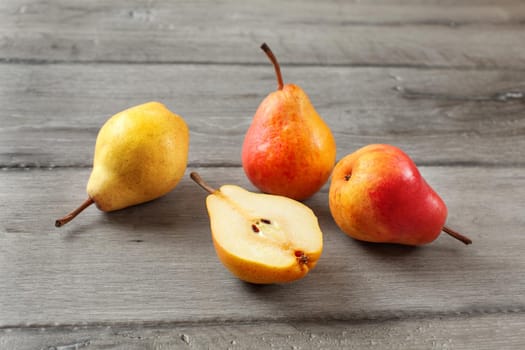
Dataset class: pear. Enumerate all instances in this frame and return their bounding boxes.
[55,101,189,227]
[241,43,336,201]
[329,144,471,245]
[190,172,323,284]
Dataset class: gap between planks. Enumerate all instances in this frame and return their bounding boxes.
[3,59,525,72]
[3,162,525,170]
[1,305,525,331]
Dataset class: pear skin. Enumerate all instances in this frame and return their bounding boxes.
[242,43,336,201]
[329,144,471,245]
[56,101,189,227]
[191,172,323,284]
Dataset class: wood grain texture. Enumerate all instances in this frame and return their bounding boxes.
[2,313,525,350]
[2,0,525,348]
[1,166,523,327]
[1,0,525,68]
[1,63,524,168]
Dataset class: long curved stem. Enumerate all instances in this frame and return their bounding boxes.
[442,225,472,245]
[55,197,95,227]
[190,172,217,194]
[261,43,284,91]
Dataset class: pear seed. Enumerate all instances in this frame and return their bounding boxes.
[294,250,309,264]
[251,224,260,233]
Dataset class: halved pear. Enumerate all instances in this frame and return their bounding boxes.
[191,172,323,284]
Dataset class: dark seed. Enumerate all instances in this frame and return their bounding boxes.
[294,250,309,264]
[261,219,271,224]
[251,224,260,233]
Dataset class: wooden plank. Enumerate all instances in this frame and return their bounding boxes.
[1,166,523,326]
[1,1,523,348]
[1,63,524,168]
[1,0,525,68]
[2,313,525,350]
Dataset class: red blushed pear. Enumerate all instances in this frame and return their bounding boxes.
[241,43,336,201]
[329,144,471,246]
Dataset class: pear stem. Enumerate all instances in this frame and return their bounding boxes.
[55,197,95,228]
[190,172,217,194]
[261,43,284,91]
[442,225,472,245]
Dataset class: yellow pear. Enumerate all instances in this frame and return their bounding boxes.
[55,101,189,227]
[190,172,323,284]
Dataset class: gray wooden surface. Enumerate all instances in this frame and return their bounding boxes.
[1,1,524,349]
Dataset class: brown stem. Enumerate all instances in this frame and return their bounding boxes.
[55,197,95,228]
[190,172,217,194]
[442,225,472,245]
[260,43,284,90]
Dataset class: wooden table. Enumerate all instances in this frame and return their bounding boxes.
[1,1,524,348]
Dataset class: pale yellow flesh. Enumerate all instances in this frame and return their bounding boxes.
[206,185,323,283]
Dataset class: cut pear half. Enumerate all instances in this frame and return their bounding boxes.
[191,172,323,284]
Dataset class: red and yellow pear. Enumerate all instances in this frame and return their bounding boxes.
[329,144,471,246]
[242,43,336,201]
